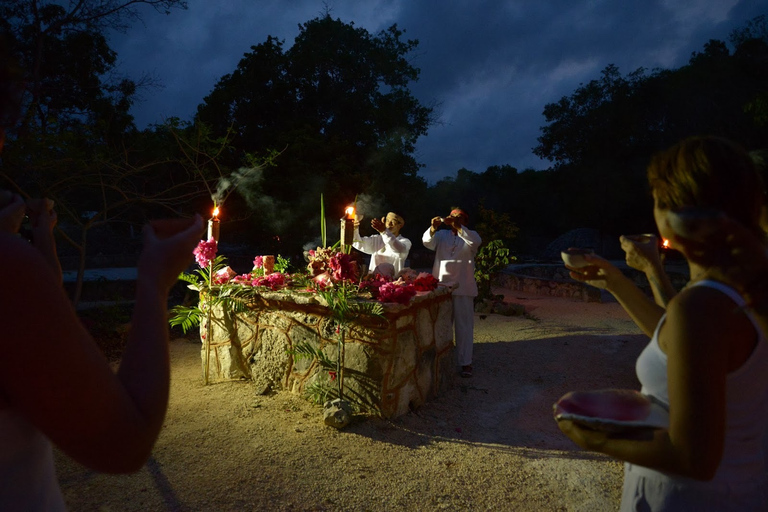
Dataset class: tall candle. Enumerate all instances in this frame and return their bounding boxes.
[207,206,220,242]
[340,205,355,246]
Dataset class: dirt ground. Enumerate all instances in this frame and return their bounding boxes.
[55,287,648,511]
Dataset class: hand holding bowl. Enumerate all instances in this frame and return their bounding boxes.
[561,248,595,268]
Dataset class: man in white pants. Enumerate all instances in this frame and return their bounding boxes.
[353,212,411,276]
[422,208,481,378]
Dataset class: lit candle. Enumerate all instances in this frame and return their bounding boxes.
[207,206,220,242]
[340,205,355,246]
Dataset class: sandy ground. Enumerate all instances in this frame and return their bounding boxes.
[55,287,648,511]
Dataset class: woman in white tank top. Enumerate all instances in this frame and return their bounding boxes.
[559,136,768,511]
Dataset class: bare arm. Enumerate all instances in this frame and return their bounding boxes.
[28,199,62,284]
[567,254,665,336]
[620,234,676,307]
[0,216,203,473]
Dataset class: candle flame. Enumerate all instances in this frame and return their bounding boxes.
[345,206,355,219]
[662,238,670,249]
[213,206,220,218]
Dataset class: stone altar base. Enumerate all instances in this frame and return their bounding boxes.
[200,284,456,418]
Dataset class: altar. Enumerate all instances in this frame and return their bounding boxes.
[200,283,457,418]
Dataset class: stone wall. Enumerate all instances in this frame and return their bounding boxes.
[494,263,689,303]
[495,264,602,302]
[200,284,457,418]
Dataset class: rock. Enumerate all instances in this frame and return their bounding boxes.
[253,380,271,395]
[491,301,526,316]
[323,398,353,429]
[474,299,493,314]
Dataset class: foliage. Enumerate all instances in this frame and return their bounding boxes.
[315,282,385,403]
[196,13,433,255]
[474,202,520,247]
[474,239,514,302]
[418,15,768,252]
[1,0,187,140]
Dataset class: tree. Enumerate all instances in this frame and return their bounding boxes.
[0,0,187,139]
[530,16,768,241]
[0,0,195,303]
[197,14,433,254]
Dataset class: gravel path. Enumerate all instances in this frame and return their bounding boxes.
[56,288,646,511]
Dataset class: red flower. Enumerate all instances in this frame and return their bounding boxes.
[328,252,358,282]
[252,272,289,290]
[212,266,237,285]
[377,282,416,305]
[412,272,439,292]
[328,371,337,382]
[313,272,333,290]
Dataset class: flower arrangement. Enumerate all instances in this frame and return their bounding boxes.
[168,195,442,403]
[358,269,439,304]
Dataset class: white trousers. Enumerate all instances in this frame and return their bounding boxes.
[452,295,475,366]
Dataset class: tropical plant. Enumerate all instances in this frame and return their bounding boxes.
[474,239,515,302]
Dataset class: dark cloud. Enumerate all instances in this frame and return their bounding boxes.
[109,0,768,183]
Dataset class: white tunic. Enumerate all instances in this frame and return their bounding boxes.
[422,226,481,296]
[352,228,411,274]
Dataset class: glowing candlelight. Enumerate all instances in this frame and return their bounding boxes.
[340,205,355,246]
[207,204,221,242]
[661,238,670,249]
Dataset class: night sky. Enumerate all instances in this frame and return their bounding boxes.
[110,0,768,183]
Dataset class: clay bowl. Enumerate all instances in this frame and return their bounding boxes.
[560,248,595,268]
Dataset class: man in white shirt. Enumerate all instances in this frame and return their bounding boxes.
[422,207,481,378]
[353,212,411,275]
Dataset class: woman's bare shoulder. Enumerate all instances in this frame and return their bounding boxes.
[667,281,754,347]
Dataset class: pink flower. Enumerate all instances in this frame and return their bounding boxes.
[328,253,358,282]
[233,273,254,285]
[253,256,264,269]
[358,273,391,298]
[313,272,333,290]
[252,272,289,290]
[377,282,416,305]
[193,238,218,268]
[213,266,237,285]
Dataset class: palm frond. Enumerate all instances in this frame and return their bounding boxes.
[168,305,202,333]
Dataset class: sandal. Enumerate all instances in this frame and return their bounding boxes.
[461,365,473,378]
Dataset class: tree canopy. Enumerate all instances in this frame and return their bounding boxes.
[196,14,433,252]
